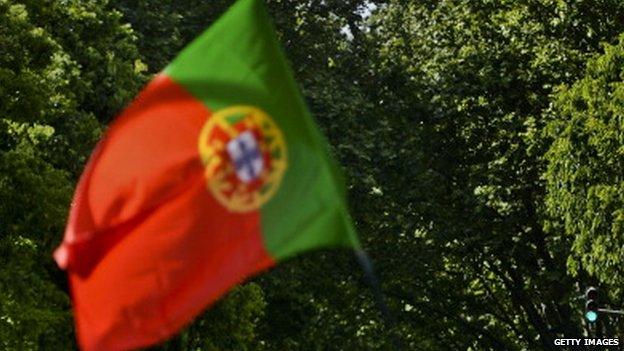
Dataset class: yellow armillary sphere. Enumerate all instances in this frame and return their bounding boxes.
[198,106,287,213]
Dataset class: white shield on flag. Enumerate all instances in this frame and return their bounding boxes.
[226,130,264,183]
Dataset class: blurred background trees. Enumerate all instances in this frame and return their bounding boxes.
[546,33,624,314]
[2,0,624,349]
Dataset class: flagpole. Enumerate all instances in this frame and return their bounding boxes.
[354,249,402,350]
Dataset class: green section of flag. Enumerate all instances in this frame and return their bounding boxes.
[164,0,359,259]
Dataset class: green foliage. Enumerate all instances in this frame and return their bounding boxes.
[341,0,624,348]
[0,0,142,347]
[0,121,74,349]
[546,34,624,292]
[107,0,230,72]
[4,0,624,349]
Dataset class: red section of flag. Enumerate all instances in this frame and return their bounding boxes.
[55,75,275,350]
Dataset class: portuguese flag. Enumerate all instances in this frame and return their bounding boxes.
[53,0,360,349]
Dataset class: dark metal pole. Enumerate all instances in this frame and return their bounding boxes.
[355,249,402,350]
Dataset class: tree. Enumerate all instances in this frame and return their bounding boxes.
[0,0,145,347]
[545,34,624,300]
[343,0,624,348]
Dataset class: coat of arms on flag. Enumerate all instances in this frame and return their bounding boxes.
[198,106,287,212]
